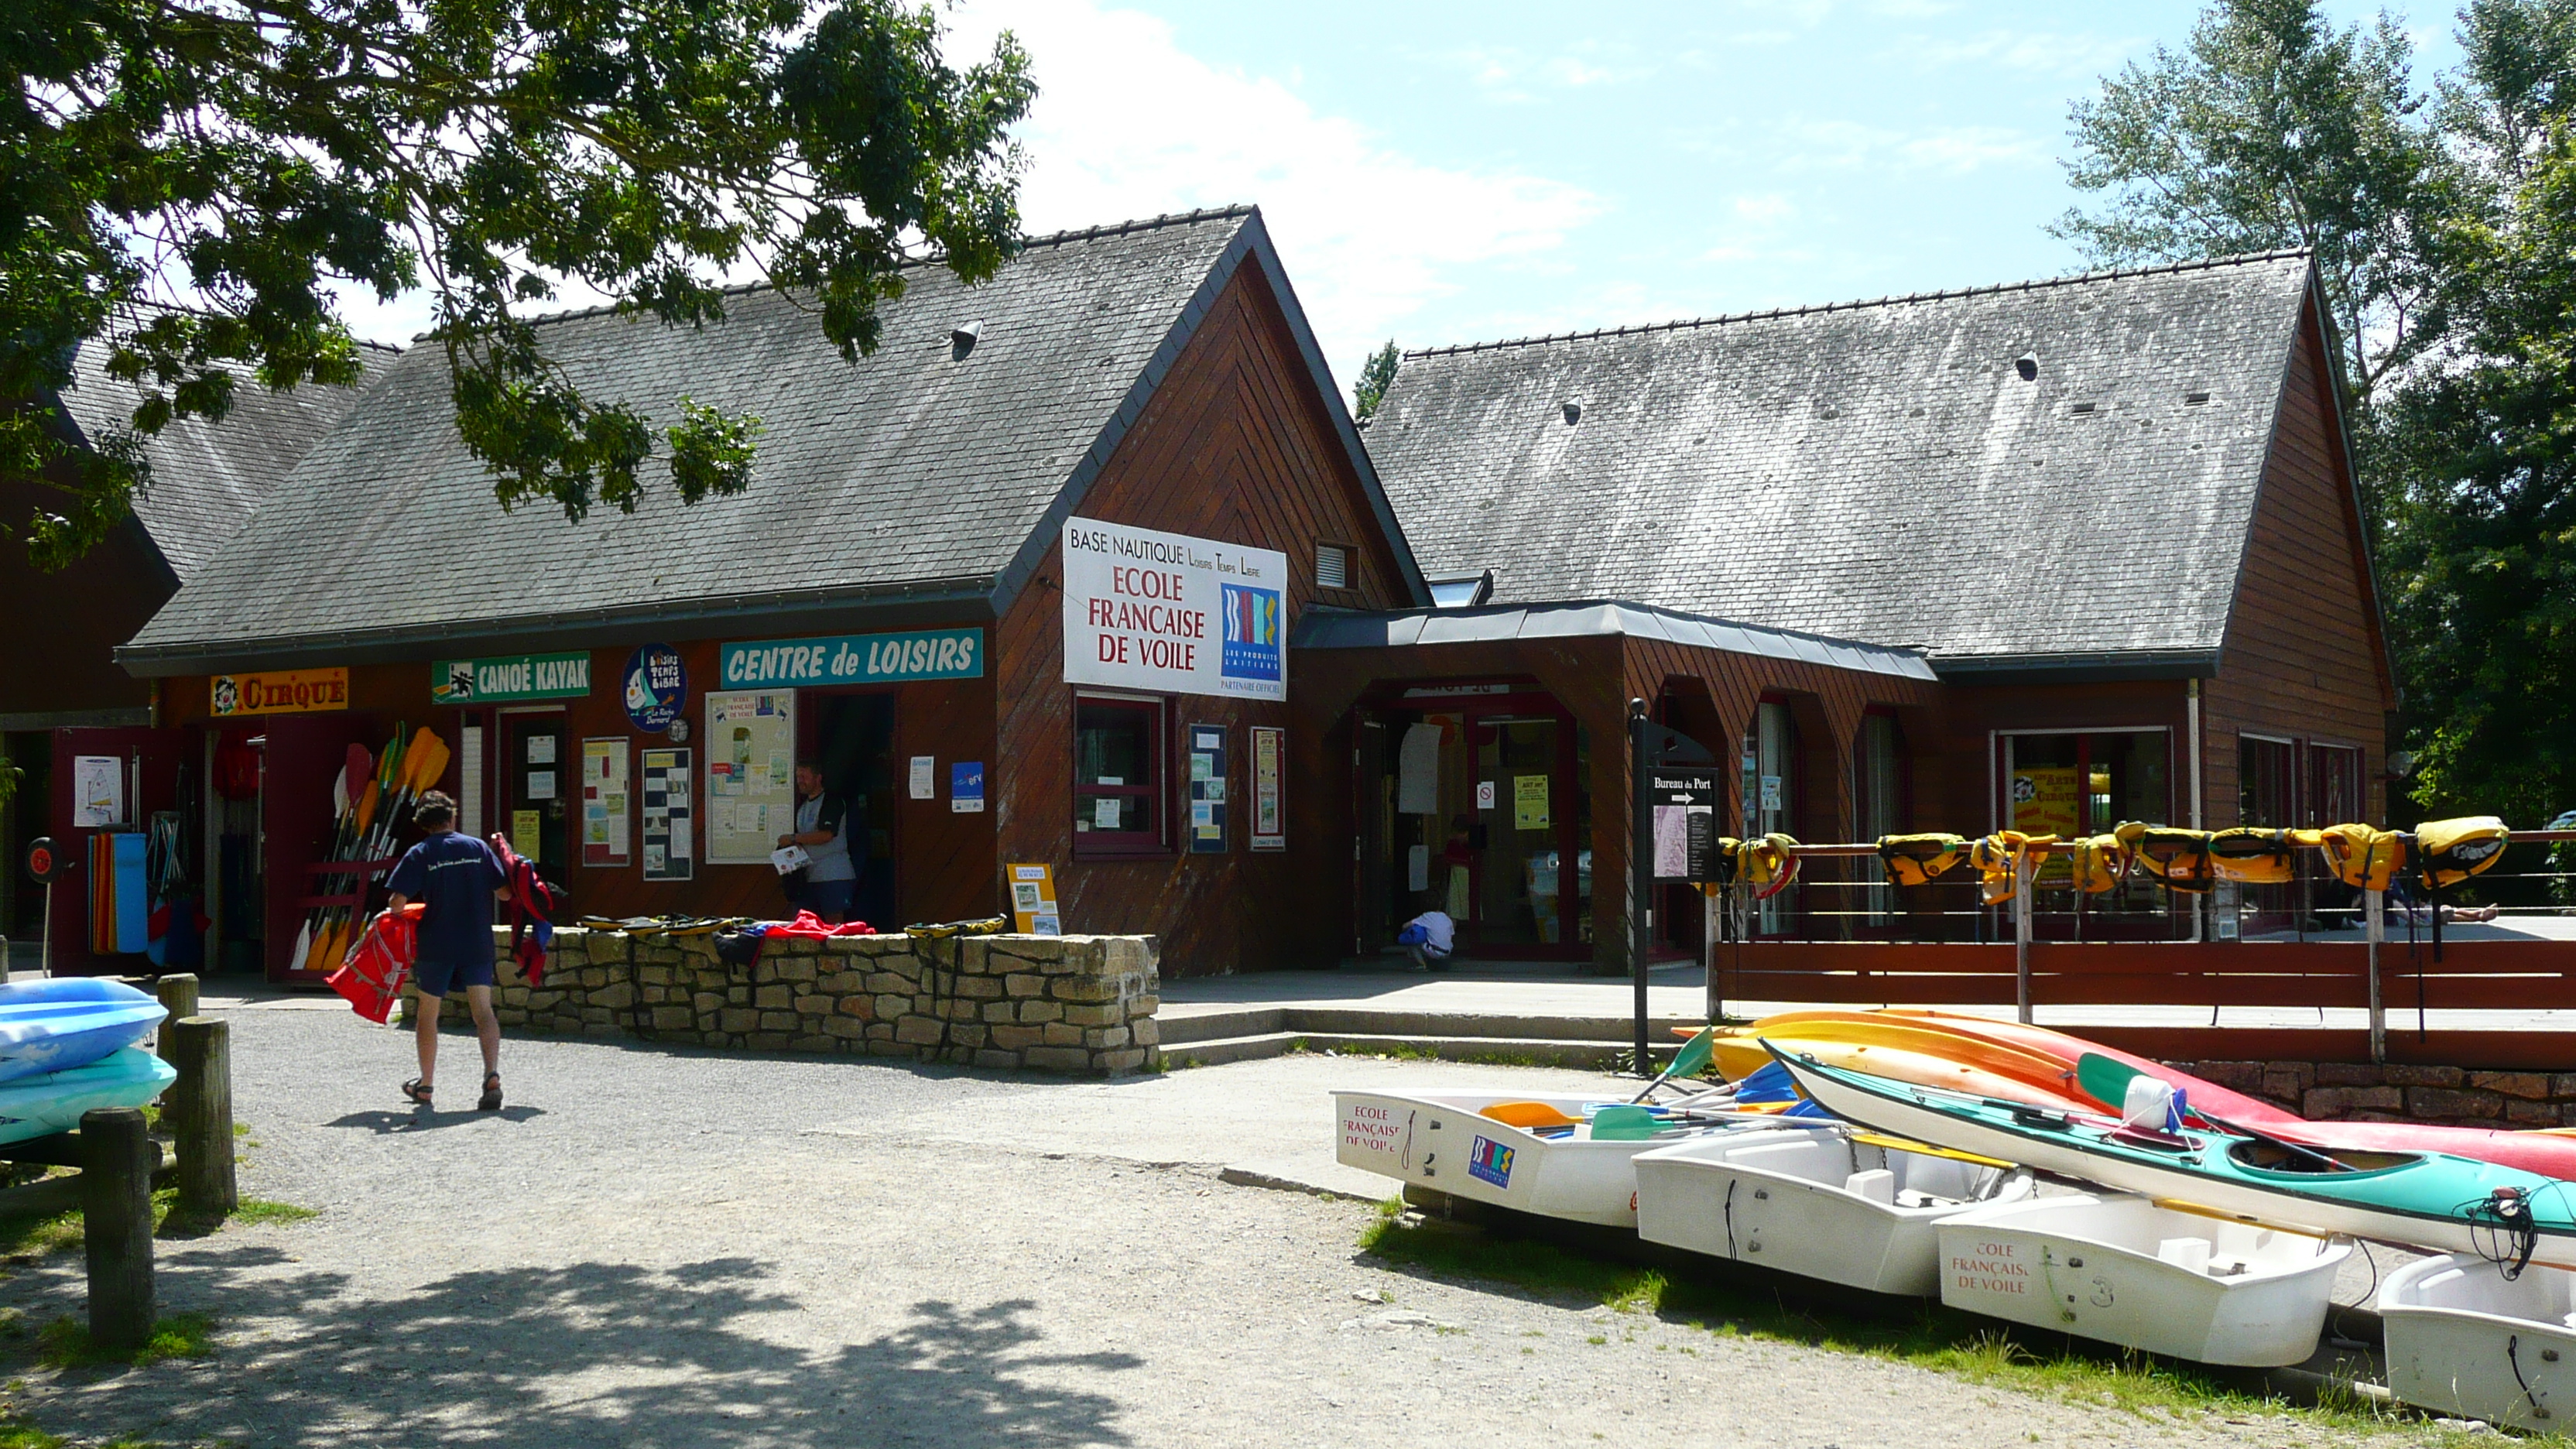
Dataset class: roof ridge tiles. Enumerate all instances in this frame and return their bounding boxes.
[457,205,1261,339]
[1399,246,2315,360]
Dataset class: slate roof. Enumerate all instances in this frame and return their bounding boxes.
[120,206,1424,673]
[1363,252,2330,666]
[1295,600,1936,680]
[50,319,389,581]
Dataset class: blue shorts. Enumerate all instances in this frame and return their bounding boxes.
[413,951,495,999]
[793,878,857,921]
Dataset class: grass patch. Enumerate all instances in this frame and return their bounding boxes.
[1358,1208,2409,1433]
[227,1200,316,1227]
[0,1189,317,1257]
[37,1311,214,1369]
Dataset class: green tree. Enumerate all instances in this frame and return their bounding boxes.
[1352,339,1398,421]
[4,0,1036,570]
[2051,0,2442,403]
[2375,5,2576,825]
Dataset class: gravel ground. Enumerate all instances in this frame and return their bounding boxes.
[0,1003,2458,1447]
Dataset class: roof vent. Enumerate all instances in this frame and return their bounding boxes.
[2015,352,2038,382]
[950,320,983,359]
[1561,400,1583,426]
[2071,401,2096,414]
[2185,390,2210,405]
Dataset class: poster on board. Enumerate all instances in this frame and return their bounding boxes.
[1060,516,1287,701]
[581,738,631,867]
[640,748,694,881]
[72,756,123,828]
[1249,726,1285,852]
[705,690,794,865]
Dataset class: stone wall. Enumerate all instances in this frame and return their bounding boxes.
[2171,1059,2576,1128]
[410,929,1160,1074]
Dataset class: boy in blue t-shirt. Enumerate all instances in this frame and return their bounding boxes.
[383,790,512,1112]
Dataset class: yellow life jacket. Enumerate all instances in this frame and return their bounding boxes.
[1737,834,1801,901]
[2069,834,2129,894]
[2415,816,2511,890]
[1876,833,1969,889]
[2208,827,2297,885]
[1968,831,2056,906]
[2312,823,2405,891]
[2117,822,2215,894]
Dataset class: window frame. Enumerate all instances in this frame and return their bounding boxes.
[1314,541,1356,593]
[1073,690,1171,858]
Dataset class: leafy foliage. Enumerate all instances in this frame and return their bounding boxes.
[3,0,1035,567]
[1352,339,1399,421]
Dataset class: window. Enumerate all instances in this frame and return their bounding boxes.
[2239,736,2294,827]
[1074,697,1165,852]
[1854,712,1904,927]
[2311,745,2363,826]
[1316,543,1352,591]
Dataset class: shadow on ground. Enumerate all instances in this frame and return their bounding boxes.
[15,1247,1142,1447]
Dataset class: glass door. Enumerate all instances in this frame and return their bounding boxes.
[1476,715,1564,947]
[503,712,569,888]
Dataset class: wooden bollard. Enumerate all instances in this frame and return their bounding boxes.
[167,1017,236,1220]
[80,1107,155,1352]
[154,975,198,1063]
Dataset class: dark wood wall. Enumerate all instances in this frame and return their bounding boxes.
[0,467,170,723]
[2201,296,2394,825]
[992,255,1414,975]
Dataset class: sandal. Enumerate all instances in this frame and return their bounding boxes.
[401,1078,433,1108]
[478,1074,503,1112]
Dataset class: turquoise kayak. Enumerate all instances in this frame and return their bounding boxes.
[0,1047,176,1146]
[1769,1042,2576,1268]
[0,979,167,1084]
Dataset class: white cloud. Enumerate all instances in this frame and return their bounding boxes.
[947,0,1599,384]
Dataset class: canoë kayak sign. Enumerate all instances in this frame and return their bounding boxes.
[432,653,591,704]
[719,629,983,688]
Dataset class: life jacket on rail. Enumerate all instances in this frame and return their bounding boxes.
[2312,823,2405,892]
[1736,834,1800,901]
[2116,822,2215,894]
[2208,827,2297,886]
[2414,816,2510,892]
[2068,834,2130,894]
[1968,831,2055,906]
[1876,833,1968,889]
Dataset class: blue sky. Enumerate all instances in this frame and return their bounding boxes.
[334,2,2465,399]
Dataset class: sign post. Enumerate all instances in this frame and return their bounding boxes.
[1629,700,1717,1077]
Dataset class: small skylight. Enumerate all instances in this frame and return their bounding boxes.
[950,320,982,359]
[2071,401,2097,414]
[1561,400,1583,425]
[2185,390,2211,405]
[1428,570,1495,608]
[2016,352,2039,382]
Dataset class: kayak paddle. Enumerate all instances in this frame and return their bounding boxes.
[1481,1101,1584,1129]
[1630,1026,1718,1103]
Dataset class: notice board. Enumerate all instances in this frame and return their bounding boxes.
[581,738,631,868]
[705,690,794,865]
[640,747,694,881]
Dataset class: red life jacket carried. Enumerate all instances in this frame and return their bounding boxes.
[328,903,425,1024]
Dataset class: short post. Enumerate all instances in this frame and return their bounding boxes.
[80,1107,155,1353]
[155,975,199,1063]
[1702,884,1721,1026]
[2012,849,2034,1025]
[0,934,10,985]
[2365,888,2386,1064]
[167,1017,236,1220]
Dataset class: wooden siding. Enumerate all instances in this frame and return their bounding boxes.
[0,468,169,721]
[992,255,1412,975]
[2201,295,2394,825]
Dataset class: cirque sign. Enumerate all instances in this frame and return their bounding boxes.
[1060,516,1286,701]
[211,667,348,717]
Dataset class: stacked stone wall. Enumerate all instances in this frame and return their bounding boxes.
[2171,1060,2576,1128]
[410,930,1160,1074]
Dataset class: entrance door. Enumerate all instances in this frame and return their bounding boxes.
[1477,716,1566,947]
[502,712,569,889]
[1366,688,1585,962]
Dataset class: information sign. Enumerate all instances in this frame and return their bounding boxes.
[1060,516,1286,701]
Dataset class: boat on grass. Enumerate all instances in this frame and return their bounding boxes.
[1632,1125,2033,1295]
[2381,1253,2576,1430]
[1333,1089,1812,1227]
[1935,1193,2348,1367]
[1770,1044,2576,1269]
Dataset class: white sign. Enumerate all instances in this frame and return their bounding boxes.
[1061,516,1287,701]
[908,755,935,800]
[73,755,122,828]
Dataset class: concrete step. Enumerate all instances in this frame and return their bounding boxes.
[1156,1008,1285,1047]
[1154,1004,1698,1048]
[1158,1031,1683,1071]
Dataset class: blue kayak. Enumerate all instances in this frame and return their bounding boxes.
[0,1047,176,1146]
[0,979,167,1084]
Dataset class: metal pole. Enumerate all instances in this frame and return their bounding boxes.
[1629,699,1652,1077]
[2014,848,2034,1025]
[1703,884,1720,1026]
[2366,886,2386,1064]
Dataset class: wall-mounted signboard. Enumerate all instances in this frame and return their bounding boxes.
[432,652,591,704]
[1061,516,1286,701]
[211,667,348,717]
[718,629,982,689]
[705,690,794,864]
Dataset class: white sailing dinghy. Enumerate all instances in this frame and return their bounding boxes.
[2381,1253,2576,1431]
[1631,1125,2033,1295]
[1935,1193,2349,1367]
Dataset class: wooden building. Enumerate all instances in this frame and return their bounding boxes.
[98,207,1426,980]
[0,318,382,958]
[1348,250,2394,961]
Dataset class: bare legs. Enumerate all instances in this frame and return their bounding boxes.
[409,985,502,1093]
